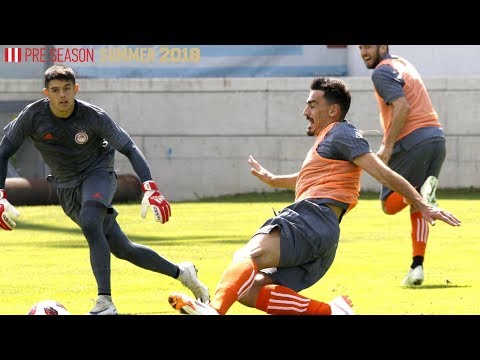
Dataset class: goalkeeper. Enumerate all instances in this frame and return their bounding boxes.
[0,64,209,315]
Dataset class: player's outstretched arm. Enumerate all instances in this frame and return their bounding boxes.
[0,189,20,231]
[354,152,461,227]
[248,155,298,189]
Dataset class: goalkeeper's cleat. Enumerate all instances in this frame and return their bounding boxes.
[401,265,424,286]
[420,176,438,207]
[168,292,218,315]
[329,295,355,315]
[177,262,210,303]
[87,295,118,315]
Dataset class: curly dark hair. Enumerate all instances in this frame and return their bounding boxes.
[310,77,351,119]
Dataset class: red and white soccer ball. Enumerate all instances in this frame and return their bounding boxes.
[27,300,71,315]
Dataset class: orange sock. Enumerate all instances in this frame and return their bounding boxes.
[384,192,409,215]
[209,257,258,315]
[411,211,428,257]
[255,284,331,315]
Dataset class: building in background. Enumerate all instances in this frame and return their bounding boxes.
[3,45,480,79]
[1,45,348,78]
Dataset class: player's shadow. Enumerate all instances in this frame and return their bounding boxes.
[401,284,470,289]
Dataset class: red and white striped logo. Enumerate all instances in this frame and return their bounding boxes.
[4,47,22,62]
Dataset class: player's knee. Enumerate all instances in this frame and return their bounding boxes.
[79,201,106,236]
[382,201,399,215]
[232,247,253,262]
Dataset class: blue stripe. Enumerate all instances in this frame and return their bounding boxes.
[194,46,304,57]
[75,65,347,78]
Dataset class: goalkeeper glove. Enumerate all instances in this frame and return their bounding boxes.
[0,189,20,231]
[140,180,171,224]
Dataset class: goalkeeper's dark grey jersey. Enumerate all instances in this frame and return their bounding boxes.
[4,98,131,187]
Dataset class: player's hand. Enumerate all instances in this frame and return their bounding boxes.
[0,190,20,231]
[421,205,461,227]
[140,181,171,224]
[248,155,275,186]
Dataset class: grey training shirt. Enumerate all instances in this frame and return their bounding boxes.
[4,98,132,187]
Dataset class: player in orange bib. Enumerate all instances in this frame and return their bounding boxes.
[359,45,446,286]
[168,77,461,315]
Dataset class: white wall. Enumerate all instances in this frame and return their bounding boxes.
[1,77,478,201]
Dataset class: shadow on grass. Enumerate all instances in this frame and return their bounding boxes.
[401,284,471,290]
[18,222,81,234]
[15,222,247,248]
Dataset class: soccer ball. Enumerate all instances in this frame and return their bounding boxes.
[27,300,71,315]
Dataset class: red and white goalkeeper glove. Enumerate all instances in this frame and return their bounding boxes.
[0,189,20,231]
[140,181,171,224]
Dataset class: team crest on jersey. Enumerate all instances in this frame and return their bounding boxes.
[75,132,88,144]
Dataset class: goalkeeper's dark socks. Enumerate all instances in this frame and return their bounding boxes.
[411,256,424,269]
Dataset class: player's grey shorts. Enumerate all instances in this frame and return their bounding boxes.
[254,199,340,292]
[56,169,119,229]
[381,137,446,200]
